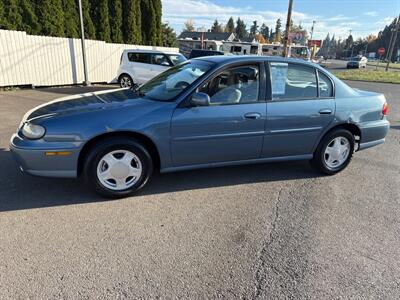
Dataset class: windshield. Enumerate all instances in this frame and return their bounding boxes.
[168,54,187,65]
[352,57,363,61]
[138,61,213,101]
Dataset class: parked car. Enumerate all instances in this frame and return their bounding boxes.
[10,56,390,198]
[347,56,368,68]
[189,49,225,59]
[116,49,186,87]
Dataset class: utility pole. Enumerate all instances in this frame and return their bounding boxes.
[282,0,293,58]
[386,14,400,71]
[78,0,90,86]
[309,20,316,59]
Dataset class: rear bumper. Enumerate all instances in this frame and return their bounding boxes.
[358,119,390,151]
[10,134,80,178]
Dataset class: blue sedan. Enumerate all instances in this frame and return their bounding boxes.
[10,56,390,198]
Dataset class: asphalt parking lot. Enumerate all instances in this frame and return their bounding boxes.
[0,81,399,298]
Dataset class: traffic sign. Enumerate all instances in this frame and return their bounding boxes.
[378,47,385,56]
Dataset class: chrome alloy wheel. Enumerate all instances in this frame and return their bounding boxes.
[324,137,351,169]
[97,150,142,191]
[120,76,132,88]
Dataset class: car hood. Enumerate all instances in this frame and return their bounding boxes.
[23,88,146,122]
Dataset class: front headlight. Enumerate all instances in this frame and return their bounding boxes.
[21,123,46,140]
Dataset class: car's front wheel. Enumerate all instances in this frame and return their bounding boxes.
[84,138,153,198]
[311,129,355,175]
[119,74,133,88]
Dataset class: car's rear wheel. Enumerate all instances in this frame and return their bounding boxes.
[84,138,153,198]
[119,74,133,88]
[311,129,355,175]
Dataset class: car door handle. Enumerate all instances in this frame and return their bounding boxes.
[319,109,333,115]
[244,113,261,119]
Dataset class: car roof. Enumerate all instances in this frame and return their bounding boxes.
[123,49,180,55]
[193,55,316,67]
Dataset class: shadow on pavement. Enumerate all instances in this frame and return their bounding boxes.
[0,148,321,212]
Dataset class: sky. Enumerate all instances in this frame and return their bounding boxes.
[161,0,399,40]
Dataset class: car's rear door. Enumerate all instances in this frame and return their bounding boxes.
[171,62,267,167]
[127,52,152,83]
[262,62,335,158]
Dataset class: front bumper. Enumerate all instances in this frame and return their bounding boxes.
[10,134,81,178]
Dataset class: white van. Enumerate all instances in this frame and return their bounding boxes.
[116,50,186,87]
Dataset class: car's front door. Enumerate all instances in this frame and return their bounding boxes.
[171,63,267,167]
[151,54,172,77]
[262,62,335,158]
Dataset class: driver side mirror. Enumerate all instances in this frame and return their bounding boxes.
[191,92,210,107]
[161,61,171,67]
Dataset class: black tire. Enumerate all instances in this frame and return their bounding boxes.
[83,137,153,198]
[119,74,133,88]
[311,129,355,175]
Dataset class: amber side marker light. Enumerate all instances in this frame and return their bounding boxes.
[382,102,389,116]
[45,151,72,156]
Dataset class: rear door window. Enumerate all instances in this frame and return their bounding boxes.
[318,71,333,98]
[270,62,317,100]
[127,52,151,64]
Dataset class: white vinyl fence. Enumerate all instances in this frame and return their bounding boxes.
[0,29,179,87]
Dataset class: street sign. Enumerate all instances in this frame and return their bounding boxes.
[378,47,385,56]
[308,40,322,47]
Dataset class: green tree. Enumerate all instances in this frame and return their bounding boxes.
[211,19,223,33]
[81,0,96,39]
[183,19,195,32]
[260,23,270,41]
[0,0,7,29]
[153,0,163,45]
[19,0,40,34]
[123,0,142,44]
[235,18,247,39]
[63,0,79,38]
[96,0,111,42]
[141,0,158,45]
[162,22,177,47]
[4,0,23,30]
[274,18,282,42]
[110,0,123,43]
[225,17,235,33]
[250,20,258,35]
[39,0,65,37]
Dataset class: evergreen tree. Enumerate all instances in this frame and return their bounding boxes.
[260,23,270,41]
[96,0,111,42]
[162,22,177,47]
[274,18,282,42]
[225,17,235,33]
[153,0,163,45]
[123,0,142,44]
[250,20,258,35]
[110,0,123,43]
[4,0,23,30]
[211,19,223,33]
[19,0,40,34]
[63,0,79,38]
[81,0,96,39]
[39,0,65,37]
[235,18,247,39]
[0,0,7,29]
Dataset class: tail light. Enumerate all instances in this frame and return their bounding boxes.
[382,102,389,116]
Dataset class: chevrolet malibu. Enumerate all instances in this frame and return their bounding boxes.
[10,56,390,198]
